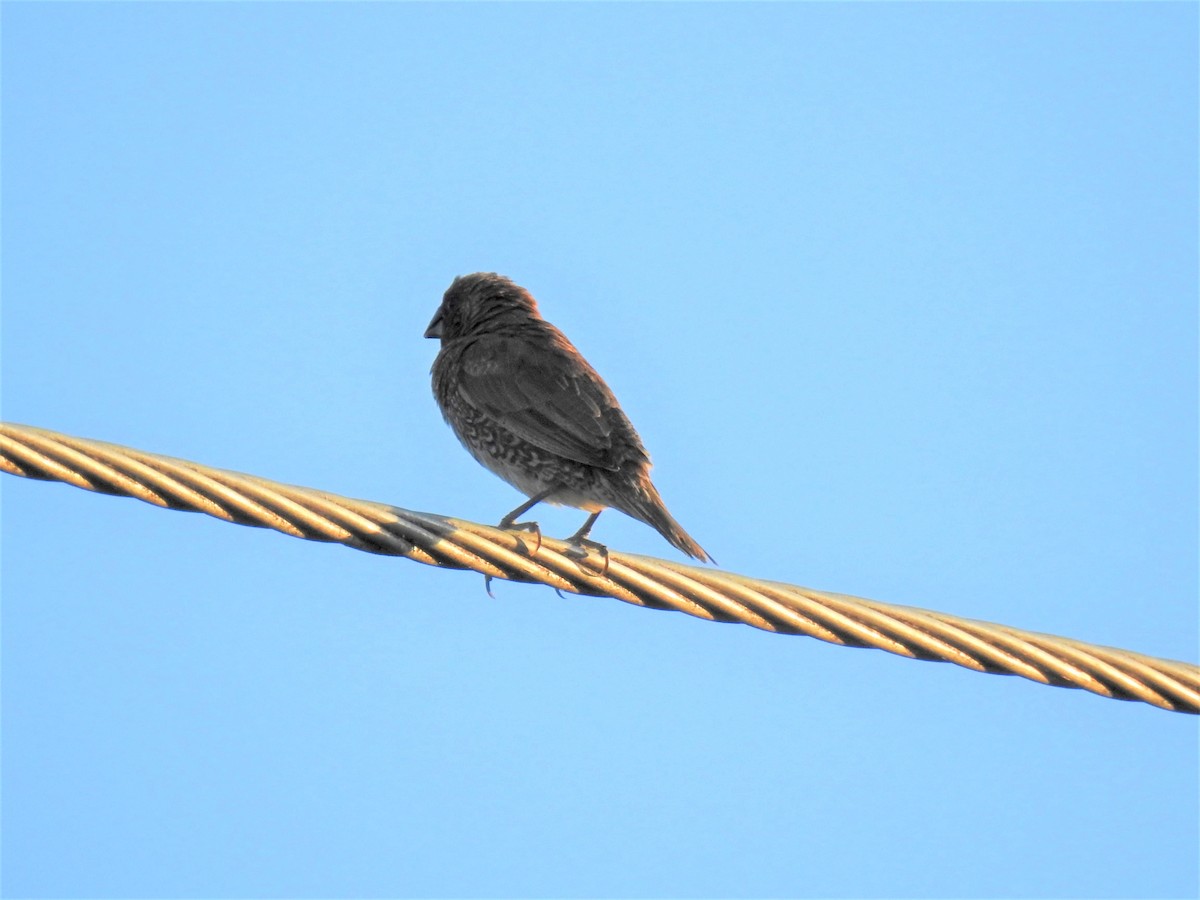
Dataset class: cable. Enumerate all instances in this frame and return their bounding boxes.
[3,421,1197,714]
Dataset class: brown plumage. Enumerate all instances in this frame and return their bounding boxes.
[425,272,711,563]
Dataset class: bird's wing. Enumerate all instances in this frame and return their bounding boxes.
[455,333,636,470]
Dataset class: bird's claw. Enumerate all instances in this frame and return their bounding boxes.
[482,520,543,595]
[565,536,610,576]
[497,519,543,555]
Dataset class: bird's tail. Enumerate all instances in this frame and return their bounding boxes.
[618,480,714,564]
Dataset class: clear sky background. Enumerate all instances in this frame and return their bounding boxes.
[2,4,1196,899]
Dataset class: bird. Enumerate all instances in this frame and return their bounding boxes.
[425,272,712,564]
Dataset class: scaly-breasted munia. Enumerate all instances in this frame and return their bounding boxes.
[425,272,710,563]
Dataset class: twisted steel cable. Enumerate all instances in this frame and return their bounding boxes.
[3,422,1197,714]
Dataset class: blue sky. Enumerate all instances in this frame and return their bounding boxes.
[2,4,1196,898]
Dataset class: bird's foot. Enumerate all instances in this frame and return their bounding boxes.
[565,535,610,576]
[497,519,542,555]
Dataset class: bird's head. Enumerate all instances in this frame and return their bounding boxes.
[424,272,541,342]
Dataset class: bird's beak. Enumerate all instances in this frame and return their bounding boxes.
[424,309,444,339]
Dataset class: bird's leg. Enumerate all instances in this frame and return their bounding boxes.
[496,488,556,555]
[568,510,601,542]
[565,511,609,576]
[498,491,550,528]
